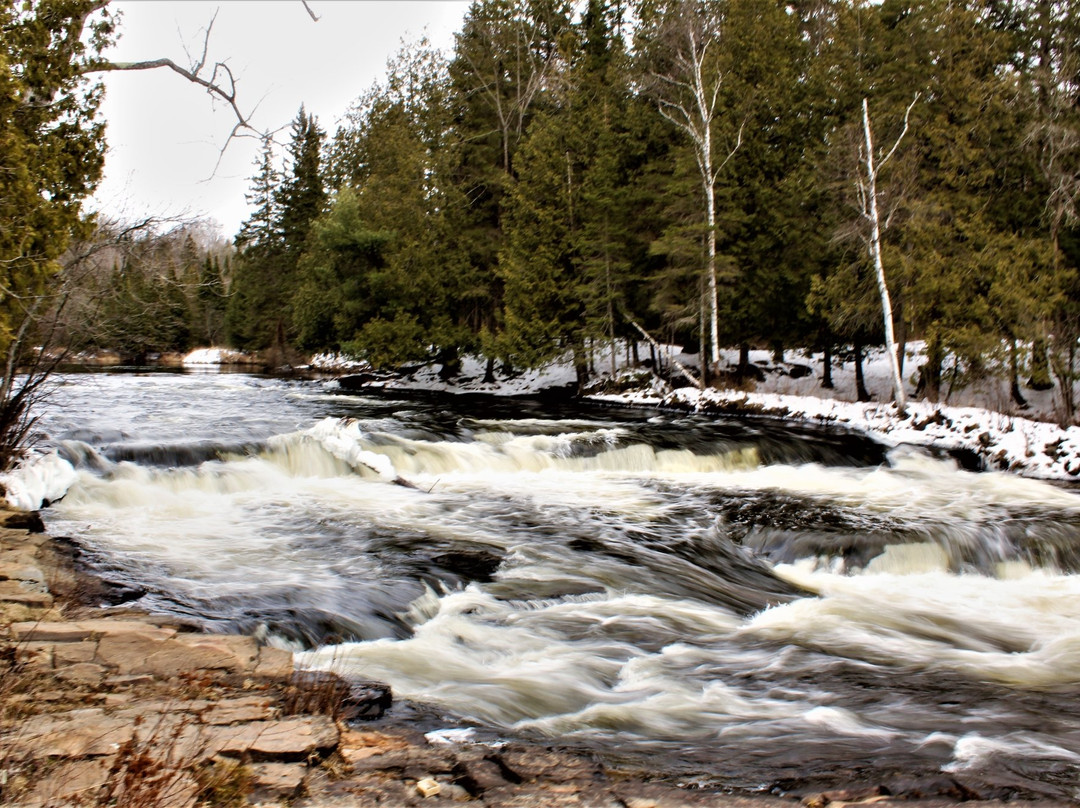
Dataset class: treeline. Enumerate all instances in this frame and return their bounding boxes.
[223,0,1078,407]
[55,220,231,363]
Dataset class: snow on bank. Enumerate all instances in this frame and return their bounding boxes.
[328,342,1080,482]
[307,353,372,372]
[591,385,1080,481]
[0,451,78,511]
[182,347,260,366]
[329,353,585,397]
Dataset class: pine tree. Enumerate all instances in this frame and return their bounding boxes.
[227,109,326,355]
[445,0,573,360]
[226,138,285,349]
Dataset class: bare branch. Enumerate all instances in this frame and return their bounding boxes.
[92,56,253,132]
[714,119,745,181]
[878,93,920,170]
[301,1,321,22]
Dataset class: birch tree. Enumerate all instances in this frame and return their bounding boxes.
[646,3,742,369]
[857,95,917,413]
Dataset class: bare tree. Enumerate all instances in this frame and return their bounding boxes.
[857,95,918,413]
[649,5,742,371]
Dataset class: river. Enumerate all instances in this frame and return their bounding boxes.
[35,370,1080,800]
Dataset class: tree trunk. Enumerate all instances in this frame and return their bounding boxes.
[822,340,834,389]
[705,174,720,369]
[483,355,496,385]
[737,343,750,378]
[1049,339,1076,424]
[917,337,944,403]
[438,347,461,381]
[861,98,907,413]
[573,343,590,393]
[1030,337,1053,390]
[854,339,871,402]
[1009,339,1028,409]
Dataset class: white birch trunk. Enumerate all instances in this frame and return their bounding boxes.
[861,97,908,413]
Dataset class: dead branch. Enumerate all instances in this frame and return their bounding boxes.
[622,312,703,390]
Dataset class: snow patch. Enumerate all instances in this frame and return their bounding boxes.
[182,347,260,366]
[0,451,78,511]
[306,353,372,372]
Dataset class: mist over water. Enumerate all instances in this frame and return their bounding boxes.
[39,371,1080,799]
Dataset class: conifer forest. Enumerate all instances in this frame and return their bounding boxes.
[8,0,1080,413]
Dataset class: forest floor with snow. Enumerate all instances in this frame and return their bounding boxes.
[309,343,1080,484]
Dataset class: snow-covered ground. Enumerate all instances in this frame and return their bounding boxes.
[182,347,261,366]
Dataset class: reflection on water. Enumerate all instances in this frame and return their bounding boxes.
[39,371,1080,800]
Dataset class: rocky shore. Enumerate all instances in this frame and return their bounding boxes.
[0,512,1069,808]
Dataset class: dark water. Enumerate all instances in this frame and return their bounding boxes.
[36,371,1080,800]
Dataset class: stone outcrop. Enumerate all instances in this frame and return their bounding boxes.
[0,520,349,807]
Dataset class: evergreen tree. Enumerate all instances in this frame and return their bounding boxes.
[0,0,114,463]
[499,0,640,384]
[227,109,326,355]
[445,0,573,361]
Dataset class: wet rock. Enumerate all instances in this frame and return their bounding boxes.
[3,510,45,532]
[343,680,393,720]
[431,549,504,583]
[452,756,513,796]
[493,745,601,784]
[882,774,982,800]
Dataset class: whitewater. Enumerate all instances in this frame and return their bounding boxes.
[6,369,1080,799]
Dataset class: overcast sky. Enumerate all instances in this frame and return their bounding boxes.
[91,1,471,240]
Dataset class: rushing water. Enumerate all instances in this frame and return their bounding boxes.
[36,370,1080,800]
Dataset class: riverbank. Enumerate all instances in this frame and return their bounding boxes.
[307,343,1080,482]
[1,509,1069,807]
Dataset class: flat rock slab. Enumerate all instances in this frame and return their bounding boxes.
[175,715,339,762]
[250,762,308,801]
[55,661,109,686]
[23,757,112,808]
[10,619,177,643]
[254,645,294,679]
[0,561,45,582]
[8,708,134,758]
[0,580,52,607]
[201,695,276,724]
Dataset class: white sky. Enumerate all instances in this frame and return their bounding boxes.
[91,1,471,240]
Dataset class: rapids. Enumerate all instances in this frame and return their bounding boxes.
[37,370,1080,800]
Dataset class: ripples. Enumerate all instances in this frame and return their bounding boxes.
[35,373,1080,799]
